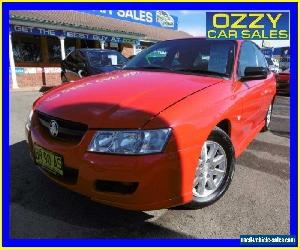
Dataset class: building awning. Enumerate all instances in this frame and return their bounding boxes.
[10,10,192,42]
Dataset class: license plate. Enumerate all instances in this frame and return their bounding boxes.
[34,145,64,176]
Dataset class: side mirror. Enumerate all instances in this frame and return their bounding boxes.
[241,67,268,81]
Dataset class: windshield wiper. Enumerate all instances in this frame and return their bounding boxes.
[175,69,229,78]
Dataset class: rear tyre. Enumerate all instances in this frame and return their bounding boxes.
[187,127,235,208]
[261,103,273,132]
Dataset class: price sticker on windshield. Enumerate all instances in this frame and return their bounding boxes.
[206,12,289,40]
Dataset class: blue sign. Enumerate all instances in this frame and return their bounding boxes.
[10,24,63,37]
[79,10,178,30]
[206,12,289,40]
[273,47,290,56]
[9,67,25,74]
[10,24,140,45]
[64,30,140,45]
[261,48,273,57]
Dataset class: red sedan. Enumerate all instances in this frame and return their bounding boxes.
[25,38,276,210]
[276,69,290,95]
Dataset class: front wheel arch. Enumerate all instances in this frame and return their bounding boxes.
[185,127,236,208]
[216,119,232,138]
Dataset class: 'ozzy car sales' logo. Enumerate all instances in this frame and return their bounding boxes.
[206,12,289,40]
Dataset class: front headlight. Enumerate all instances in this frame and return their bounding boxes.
[88,129,171,155]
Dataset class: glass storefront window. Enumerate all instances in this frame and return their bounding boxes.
[12,33,41,63]
[47,37,61,63]
[81,39,96,48]
[65,38,77,56]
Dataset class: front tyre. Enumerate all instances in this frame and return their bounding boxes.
[189,127,235,207]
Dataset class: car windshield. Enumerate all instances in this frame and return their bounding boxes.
[124,39,236,77]
[87,51,127,67]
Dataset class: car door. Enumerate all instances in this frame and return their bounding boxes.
[252,45,276,116]
[62,50,86,81]
[237,41,268,132]
[61,51,79,81]
[75,50,88,77]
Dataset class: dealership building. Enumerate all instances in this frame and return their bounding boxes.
[9,10,191,89]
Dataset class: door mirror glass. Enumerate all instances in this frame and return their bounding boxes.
[241,67,268,81]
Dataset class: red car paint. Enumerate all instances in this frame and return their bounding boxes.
[26,39,276,210]
[276,69,290,95]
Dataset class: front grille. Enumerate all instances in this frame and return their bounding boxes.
[37,111,88,143]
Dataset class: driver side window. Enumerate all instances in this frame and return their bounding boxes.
[238,42,269,77]
[238,42,257,77]
[255,46,269,69]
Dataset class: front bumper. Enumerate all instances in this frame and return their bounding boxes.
[26,120,200,211]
